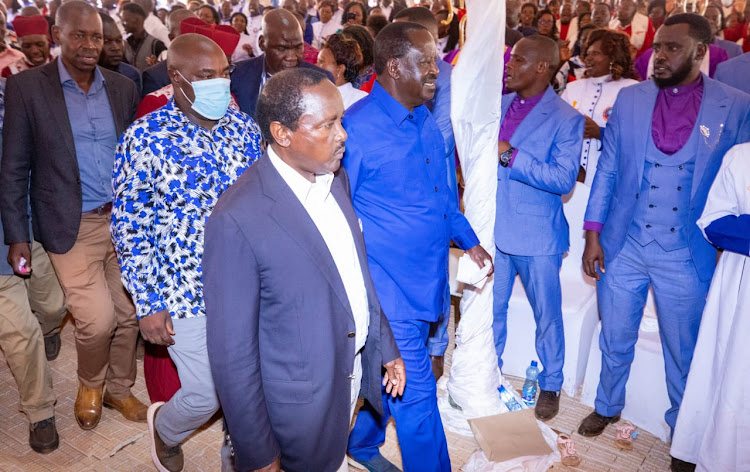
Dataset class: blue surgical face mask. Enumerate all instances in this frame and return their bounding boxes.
[177,70,231,120]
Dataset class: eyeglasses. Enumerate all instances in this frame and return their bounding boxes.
[538,19,554,25]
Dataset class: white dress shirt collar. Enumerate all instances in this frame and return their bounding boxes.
[267,145,334,205]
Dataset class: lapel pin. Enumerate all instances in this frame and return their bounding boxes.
[700,125,710,139]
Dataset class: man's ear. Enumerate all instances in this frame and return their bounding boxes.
[258,34,265,52]
[694,42,708,64]
[51,25,61,45]
[386,57,400,80]
[270,121,292,147]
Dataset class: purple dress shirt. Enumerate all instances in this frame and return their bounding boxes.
[498,89,545,166]
[583,76,704,233]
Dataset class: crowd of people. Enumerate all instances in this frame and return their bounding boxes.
[0,0,748,471]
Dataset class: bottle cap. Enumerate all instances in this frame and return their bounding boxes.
[531,360,538,367]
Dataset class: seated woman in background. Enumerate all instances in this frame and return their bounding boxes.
[316,33,369,109]
[561,29,639,186]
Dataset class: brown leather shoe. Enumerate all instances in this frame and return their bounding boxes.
[535,390,560,421]
[577,411,621,437]
[148,402,184,472]
[430,355,444,382]
[75,384,103,430]
[103,392,148,423]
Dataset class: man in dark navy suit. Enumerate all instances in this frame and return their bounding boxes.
[230,8,332,117]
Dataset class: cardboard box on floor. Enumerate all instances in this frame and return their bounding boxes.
[468,409,553,463]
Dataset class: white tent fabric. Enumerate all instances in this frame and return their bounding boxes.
[443,0,505,423]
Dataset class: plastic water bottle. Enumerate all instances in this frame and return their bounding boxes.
[498,385,524,411]
[522,360,539,407]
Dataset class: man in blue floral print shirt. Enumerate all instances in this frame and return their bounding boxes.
[111,34,262,472]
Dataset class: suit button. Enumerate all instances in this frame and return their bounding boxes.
[655,163,661,168]
[347,332,355,338]
[434,186,438,192]
[635,193,639,199]
[671,227,676,232]
[651,185,657,190]
[646,224,652,228]
[649,204,654,208]
[443,214,447,219]
[677,186,682,191]
[679,165,684,170]
[673,207,678,211]
[426,158,430,163]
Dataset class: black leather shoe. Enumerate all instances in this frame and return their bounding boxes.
[535,390,560,421]
[29,417,59,454]
[577,411,621,437]
[430,355,444,382]
[44,333,61,361]
[670,457,696,472]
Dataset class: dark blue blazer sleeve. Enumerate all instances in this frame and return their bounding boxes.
[704,214,750,255]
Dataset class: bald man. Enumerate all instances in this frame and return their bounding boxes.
[141,7,196,96]
[0,1,143,431]
[230,7,332,117]
[112,33,263,472]
[493,36,583,421]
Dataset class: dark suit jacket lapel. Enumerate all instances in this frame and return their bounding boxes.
[259,155,355,322]
[691,77,731,199]
[42,60,77,160]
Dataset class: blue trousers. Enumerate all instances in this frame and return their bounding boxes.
[595,237,710,430]
[348,319,451,472]
[426,284,451,357]
[492,251,565,392]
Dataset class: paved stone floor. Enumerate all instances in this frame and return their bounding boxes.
[0,313,672,471]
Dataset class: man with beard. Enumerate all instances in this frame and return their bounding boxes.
[343,22,492,472]
[577,16,750,471]
[98,13,142,94]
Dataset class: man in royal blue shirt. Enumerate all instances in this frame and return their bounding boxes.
[343,21,492,472]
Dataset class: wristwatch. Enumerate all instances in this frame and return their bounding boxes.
[499,146,516,167]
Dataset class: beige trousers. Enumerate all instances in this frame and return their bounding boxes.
[0,242,66,423]
[47,213,138,397]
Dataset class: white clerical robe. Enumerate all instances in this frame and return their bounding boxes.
[670,142,750,471]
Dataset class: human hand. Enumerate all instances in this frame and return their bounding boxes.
[465,244,494,277]
[146,54,158,66]
[138,310,175,346]
[560,40,572,62]
[243,44,254,54]
[582,230,605,280]
[252,457,281,472]
[583,116,601,140]
[383,357,406,397]
[8,242,32,277]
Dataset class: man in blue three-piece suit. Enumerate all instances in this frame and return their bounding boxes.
[577,17,750,470]
[493,36,584,422]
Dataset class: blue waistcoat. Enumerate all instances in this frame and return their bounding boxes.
[628,130,698,251]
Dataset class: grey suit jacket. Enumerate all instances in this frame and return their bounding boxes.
[204,154,399,472]
[0,59,139,254]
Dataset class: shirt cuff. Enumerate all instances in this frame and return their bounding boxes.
[583,221,603,233]
[507,148,519,168]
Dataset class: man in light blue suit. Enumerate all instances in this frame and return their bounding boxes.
[577,17,750,467]
[493,36,584,421]
[715,52,750,94]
